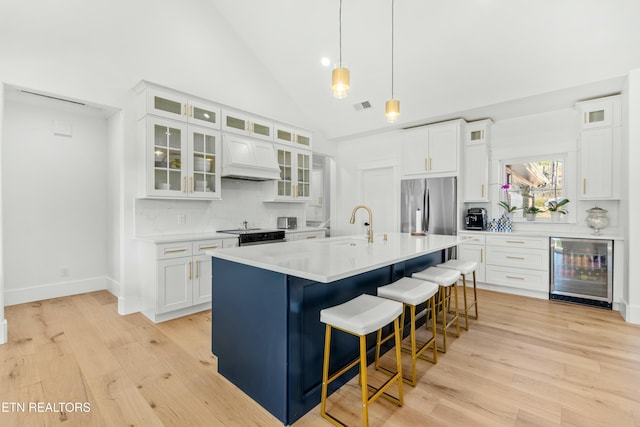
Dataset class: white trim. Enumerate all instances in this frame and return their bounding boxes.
[106,277,121,298]
[141,302,211,323]
[118,294,141,316]
[4,276,108,306]
[0,319,7,345]
[619,296,640,324]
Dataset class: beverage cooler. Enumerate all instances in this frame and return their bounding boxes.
[550,237,613,309]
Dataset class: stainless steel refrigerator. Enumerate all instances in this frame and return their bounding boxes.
[401,177,457,235]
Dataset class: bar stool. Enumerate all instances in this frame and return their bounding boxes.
[375,277,439,386]
[320,294,404,427]
[412,267,461,353]
[437,259,479,330]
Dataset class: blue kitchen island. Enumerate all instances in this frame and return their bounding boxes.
[207,233,464,425]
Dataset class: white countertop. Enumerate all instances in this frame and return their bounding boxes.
[206,232,466,283]
[458,229,624,240]
[136,232,238,243]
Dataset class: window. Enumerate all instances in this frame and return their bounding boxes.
[503,157,565,219]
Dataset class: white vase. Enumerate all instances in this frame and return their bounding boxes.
[526,213,535,221]
[550,211,561,222]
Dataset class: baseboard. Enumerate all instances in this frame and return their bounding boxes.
[4,276,108,306]
[476,282,547,300]
[118,295,141,316]
[0,319,7,345]
[106,277,121,298]
[619,297,640,325]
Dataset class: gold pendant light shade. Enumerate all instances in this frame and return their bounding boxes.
[385,99,400,123]
[332,67,350,99]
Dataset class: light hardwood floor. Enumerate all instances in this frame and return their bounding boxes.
[1,289,639,426]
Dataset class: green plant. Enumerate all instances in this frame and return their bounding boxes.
[523,206,544,215]
[547,198,570,214]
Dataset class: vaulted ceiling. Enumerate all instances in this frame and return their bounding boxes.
[211,0,640,141]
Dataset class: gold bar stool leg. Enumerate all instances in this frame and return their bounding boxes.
[461,274,470,330]
[376,278,439,386]
[319,294,404,427]
[435,260,480,327]
[471,270,479,319]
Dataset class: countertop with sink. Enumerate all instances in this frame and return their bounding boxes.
[206,232,466,282]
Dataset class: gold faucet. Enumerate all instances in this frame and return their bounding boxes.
[349,205,374,243]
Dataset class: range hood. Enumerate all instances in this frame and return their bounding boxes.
[221,135,281,181]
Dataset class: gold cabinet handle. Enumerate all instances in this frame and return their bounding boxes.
[583,178,587,194]
[506,240,525,244]
[506,256,525,260]
[188,261,192,280]
[480,248,483,263]
[481,184,485,198]
[183,176,187,193]
[189,105,193,118]
[429,157,433,171]
[183,104,187,116]
[506,275,524,280]
[584,111,587,124]
[199,244,219,250]
[165,247,188,254]
[190,176,194,193]
[305,235,317,239]
[195,260,199,279]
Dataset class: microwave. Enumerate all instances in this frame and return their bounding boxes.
[277,217,297,229]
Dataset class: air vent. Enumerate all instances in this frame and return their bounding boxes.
[353,101,372,111]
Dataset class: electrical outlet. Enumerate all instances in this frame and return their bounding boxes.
[61,266,70,278]
[178,214,186,225]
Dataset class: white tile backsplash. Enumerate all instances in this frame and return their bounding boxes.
[135,179,307,236]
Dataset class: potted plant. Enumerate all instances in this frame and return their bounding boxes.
[523,206,543,221]
[498,184,518,218]
[547,198,570,221]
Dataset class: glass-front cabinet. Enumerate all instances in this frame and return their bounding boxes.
[145,117,221,199]
[274,124,313,149]
[222,110,273,142]
[271,146,311,201]
[143,86,221,129]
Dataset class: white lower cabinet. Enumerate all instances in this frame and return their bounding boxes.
[485,235,549,295]
[142,237,238,322]
[458,233,486,282]
[286,230,326,241]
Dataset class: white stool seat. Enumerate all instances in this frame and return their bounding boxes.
[320,294,403,336]
[412,267,460,287]
[437,259,478,275]
[378,277,439,306]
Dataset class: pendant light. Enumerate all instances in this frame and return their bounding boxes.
[385,0,400,122]
[332,0,350,98]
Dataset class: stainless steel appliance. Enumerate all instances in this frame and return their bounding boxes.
[277,217,297,229]
[550,237,613,309]
[401,177,457,235]
[465,208,487,230]
[218,228,286,246]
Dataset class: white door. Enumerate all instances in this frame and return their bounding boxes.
[359,163,398,235]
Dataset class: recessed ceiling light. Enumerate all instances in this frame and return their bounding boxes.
[321,57,331,67]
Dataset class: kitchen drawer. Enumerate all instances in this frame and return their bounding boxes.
[460,233,485,245]
[486,265,549,292]
[157,242,193,260]
[486,246,548,271]
[193,239,225,255]
[486,235,547,250]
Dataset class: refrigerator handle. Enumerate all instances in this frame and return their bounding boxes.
[424,187,429,232]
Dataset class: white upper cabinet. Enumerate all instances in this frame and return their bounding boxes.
[577,96,621,130]
[463,120,491,202]
[402,120,461,177]
[268,146,311,202]
[144,117,221,199]
[222,110,274,141]
[576,95,621,200]
[274,124,313,150]
[140,84,221,129]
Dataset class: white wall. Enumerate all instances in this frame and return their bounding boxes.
[624,70,640,323]
[2,92,110,305]
[0,84,7,343]
[334,131,402,236]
